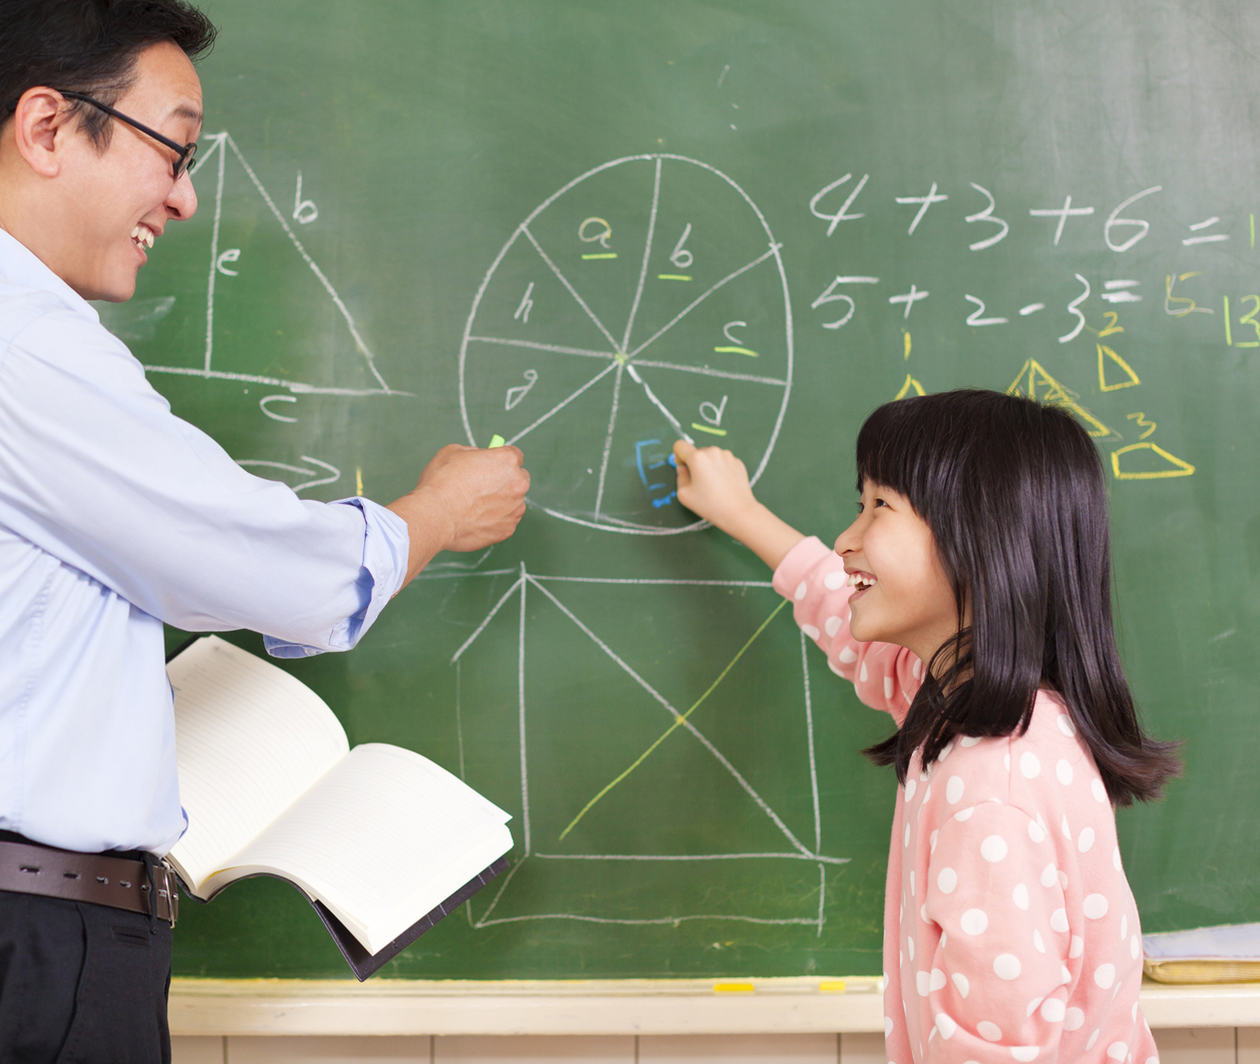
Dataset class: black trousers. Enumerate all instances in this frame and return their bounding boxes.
[0,888,172,1064]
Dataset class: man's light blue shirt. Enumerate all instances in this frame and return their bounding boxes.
[0,228,410,854]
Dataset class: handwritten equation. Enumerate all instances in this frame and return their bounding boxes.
[804,175,1244,480]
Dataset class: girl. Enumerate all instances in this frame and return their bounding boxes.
[673,389,1178,1064]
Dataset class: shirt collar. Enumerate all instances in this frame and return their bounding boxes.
[0,226,100,324]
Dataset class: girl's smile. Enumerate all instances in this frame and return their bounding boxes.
[834,482,961,665]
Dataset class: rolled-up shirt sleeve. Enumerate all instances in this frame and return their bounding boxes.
[0,302,410,654]
[263,496,409,656]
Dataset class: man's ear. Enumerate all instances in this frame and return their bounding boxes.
[10,88,74,178]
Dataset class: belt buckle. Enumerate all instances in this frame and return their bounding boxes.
[155,859,179,927]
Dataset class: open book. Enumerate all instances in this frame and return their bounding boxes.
[165,635,512,979]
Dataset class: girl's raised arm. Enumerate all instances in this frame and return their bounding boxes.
[672,440,804,570]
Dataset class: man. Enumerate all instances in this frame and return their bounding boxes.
[0,2,529,1059]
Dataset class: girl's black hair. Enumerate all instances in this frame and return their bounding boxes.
[858,389,1180,806]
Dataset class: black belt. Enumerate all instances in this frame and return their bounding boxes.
[0,839,178,926]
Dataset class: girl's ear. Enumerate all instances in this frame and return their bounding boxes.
[10,88,73,178]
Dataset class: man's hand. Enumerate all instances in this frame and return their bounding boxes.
[387,443,529,585]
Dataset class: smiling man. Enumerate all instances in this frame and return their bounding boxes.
[0,2,528,1060]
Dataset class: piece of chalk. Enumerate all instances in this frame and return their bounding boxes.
[488,434,506,448]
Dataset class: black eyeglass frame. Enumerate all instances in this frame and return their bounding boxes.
[57,90,197,180]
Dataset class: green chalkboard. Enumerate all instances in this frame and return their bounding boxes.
[115,0,1258,979]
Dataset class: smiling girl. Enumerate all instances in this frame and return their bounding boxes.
[673,389,1179,1064]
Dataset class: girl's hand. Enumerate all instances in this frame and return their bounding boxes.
[673,440,804,570]
[672,440,757,530]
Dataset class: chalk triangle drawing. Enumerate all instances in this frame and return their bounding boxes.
[1097,343,1142,392]
[1006,359,1115,438]
[895,373,926,399]
[1111,442,1195,480]
[122,132,395,397]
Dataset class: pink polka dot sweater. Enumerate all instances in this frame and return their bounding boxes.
[773,537,1157,1064]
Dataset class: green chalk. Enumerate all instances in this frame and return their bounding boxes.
[488,434,506,448]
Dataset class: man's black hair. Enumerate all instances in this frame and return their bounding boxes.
[0,0,216,145]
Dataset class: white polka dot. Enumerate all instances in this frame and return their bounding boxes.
[1087,1030,1101,1050]
[939,742,953,762]
[977,1021,1003,1041]
[1107,1042,1128,1060]
[1041,997,1066,1022]
[936,1012,957,1039]
[824,615,844,636]
[951,972,970,998]
[1040,863,1058,888]
[1120,914,1128,940]
[1084,893,1109,920]
[859,662,869,683]
[905,778,917,801]
[1095,963,1116,989]
[946,776,965,804]
[1020,751,1041,778]
[1025,995,1044,1017]
[1057,759,1074,785]
[1092,779,1108,803]
[1057,714,1076,736]
[954,807,974,822]
[960,735,980,747]
[912,658,923,678]
[838,645,858,664]
[1050,908,1069,933]
[802,624,821,640]
[1033,929,1046,953]
[938,867,958,894]
[915,970,931,996]
[994,953,1021,980]
[930,968,947,992]
[884,677,894,700]
[981,835,1008,862]
[1013,883,1030,910]
[907,935,915,961]
[1070,935,1084,958]
[1065,1007,1085,1030]
[1061,814,1073,840]
[1078,827,1096,853]
[823,570,846,589]
[960,909,989,935]
[1131,935,1141,959]
[884,1016,894,1036]
[1012,1048,1038,1062]
[794,581,808,600]
[929,830,940,852]
[909,871,916,897]
[1028,819,1046,843]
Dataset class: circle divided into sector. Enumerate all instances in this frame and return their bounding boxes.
[459,154,793,534]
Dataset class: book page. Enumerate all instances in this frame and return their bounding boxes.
[203,743,512,953]
[165,636,350,890]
